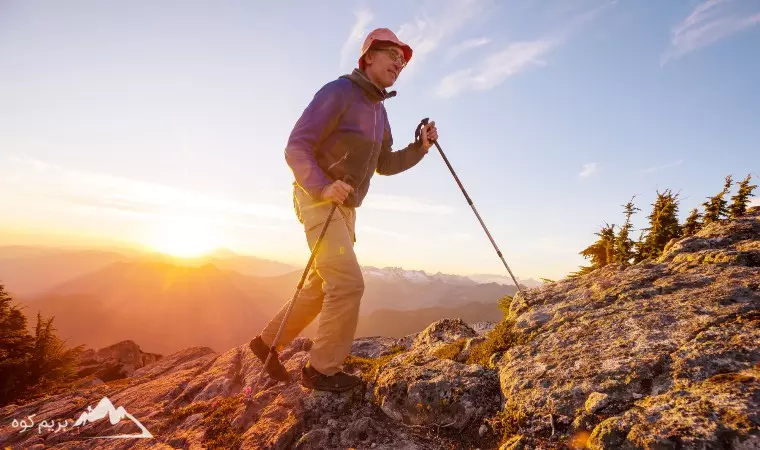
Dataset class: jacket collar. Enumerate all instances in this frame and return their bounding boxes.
[340,68,397,103]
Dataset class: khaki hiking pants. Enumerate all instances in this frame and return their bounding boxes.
[260,184,364,376]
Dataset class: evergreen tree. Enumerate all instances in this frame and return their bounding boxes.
[0,284,82,406]
[703,175,733,225]
[27,312,82,391]
[632,229,647,264]
[641,189,681,260]
[682,207,702,237]
[614,196,640,266]
[0,284,33,405]
[728,174,757,218]
[573,223,616,276]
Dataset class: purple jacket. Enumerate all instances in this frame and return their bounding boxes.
[284,69,426,208]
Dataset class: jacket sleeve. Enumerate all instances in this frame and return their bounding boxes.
[284,80,349,200]
[375,109,426,176]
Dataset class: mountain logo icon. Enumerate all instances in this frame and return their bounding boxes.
[73,396,153,439]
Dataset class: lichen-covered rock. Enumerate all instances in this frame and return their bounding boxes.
[412,318,477,350]
[470,321,497,335]
[2,211,758,450]
[494,210,760,448]
[351,336,399,358]
[588,365,759,449]
[375,351,500,432]
[584,392,610,414]
[456,336,486,363]
[77,340,162,381]
[0,338,458,449]
[395,332,418,350]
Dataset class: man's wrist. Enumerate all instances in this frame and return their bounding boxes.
[318,183,331,200]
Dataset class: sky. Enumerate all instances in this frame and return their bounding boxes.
[1,0,759,280]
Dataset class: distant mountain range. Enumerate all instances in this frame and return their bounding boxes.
[362,266,543,289]
[466,273,544,288]
[0,245,541,296]
[1,245,536,354]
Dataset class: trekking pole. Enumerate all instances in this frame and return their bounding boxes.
[416,118,525,297]
[252,176,351,393]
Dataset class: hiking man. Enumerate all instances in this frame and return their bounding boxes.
[249,28,438,392]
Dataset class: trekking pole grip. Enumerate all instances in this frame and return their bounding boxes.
[415,118,430,145]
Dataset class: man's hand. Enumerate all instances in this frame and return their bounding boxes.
[420,120,438,153]
[322,180,354,204]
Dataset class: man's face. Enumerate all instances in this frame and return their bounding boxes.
[365,45,407,88]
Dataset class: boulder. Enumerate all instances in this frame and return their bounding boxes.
[412,318,477,351]
[375,353,500,431]
[351,336,399,358]
[77,340,162,381]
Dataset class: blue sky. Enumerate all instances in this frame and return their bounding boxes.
[1,0,759,280]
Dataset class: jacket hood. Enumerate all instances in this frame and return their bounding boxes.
[340,69,397,103]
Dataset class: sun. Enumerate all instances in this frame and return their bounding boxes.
[147,215,219,258]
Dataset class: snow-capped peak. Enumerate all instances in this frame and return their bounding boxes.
[360,266,479,286]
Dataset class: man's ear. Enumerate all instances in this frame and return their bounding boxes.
[363,50,375,67]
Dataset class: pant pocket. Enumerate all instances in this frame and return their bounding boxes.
[295,186,338,233]
[293,187,304,224]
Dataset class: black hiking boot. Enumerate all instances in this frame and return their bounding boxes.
[249,335,290,382]
[301,362,362,393]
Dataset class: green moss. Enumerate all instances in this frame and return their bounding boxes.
[467,318,532,367]
[498,295,514,315]
[344,345,406,383]
[673,251,736,265]
[722,409,754,433]
[104,378,132,389]
[433,338,468,361]
[485,400,528,443]
[171,400,209,422]
[201,396,244,450]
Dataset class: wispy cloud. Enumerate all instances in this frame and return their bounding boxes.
[433,1,614,99]
[363,194,454,214]
[435,39,556,98]
[578,162,599,179]
[0,156,291,222]
[445,37,491,61]
[661,0,760,65]
[641,159,684,174]
[340,8,375,72]
[395,0,494,78]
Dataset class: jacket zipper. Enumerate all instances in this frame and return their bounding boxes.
[327,151,349,171]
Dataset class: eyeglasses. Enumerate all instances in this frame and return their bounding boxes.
[374,47,407,68]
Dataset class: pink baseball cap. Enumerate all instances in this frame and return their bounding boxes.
[358,28,413,70]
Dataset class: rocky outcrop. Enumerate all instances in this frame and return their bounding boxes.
[375,353,499,431]
[77,340,162,381]
[1,211,757,449]
[0,325,499,449]
[351,336,399,358]
[497,210,760,448]
[470,320,497,335]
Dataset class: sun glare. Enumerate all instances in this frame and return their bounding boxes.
[147,215,219,258]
